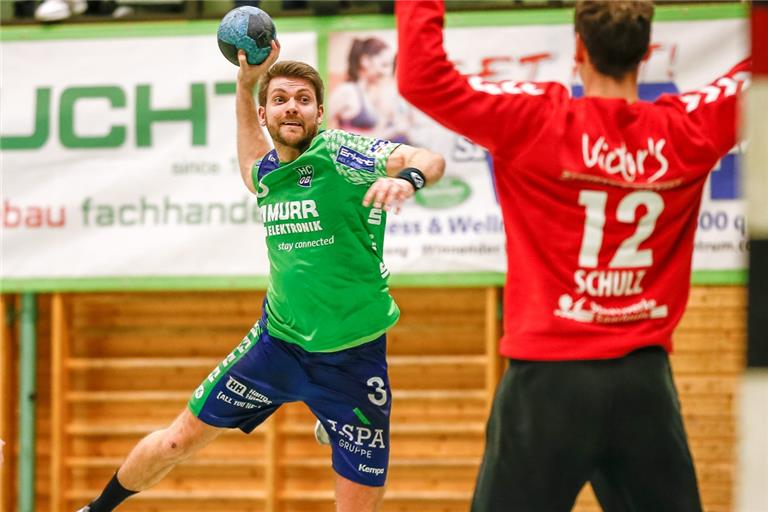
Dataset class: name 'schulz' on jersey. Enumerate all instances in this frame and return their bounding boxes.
[259,199,323,237]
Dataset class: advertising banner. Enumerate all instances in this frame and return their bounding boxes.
[326,19,749,276]
[2,31,316,280]
[0,12,748,287]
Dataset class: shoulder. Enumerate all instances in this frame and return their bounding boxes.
[320,130,396,180]
[319,129,376,150]
[254,149,281,183]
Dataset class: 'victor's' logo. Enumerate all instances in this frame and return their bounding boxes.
[582,134,668,183]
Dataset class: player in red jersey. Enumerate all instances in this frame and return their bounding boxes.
[397,1,749,510]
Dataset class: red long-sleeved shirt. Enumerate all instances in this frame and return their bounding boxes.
[397,0,750,360]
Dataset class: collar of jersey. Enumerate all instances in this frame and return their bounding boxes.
[258,130,326,184]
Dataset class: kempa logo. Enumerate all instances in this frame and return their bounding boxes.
[358,464,385,476]
[296,165,314,187]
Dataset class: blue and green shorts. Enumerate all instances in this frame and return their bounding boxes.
[187,318,391,487]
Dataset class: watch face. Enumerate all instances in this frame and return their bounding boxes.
[410,171,425,189]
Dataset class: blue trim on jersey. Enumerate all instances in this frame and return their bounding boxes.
[257,149,280,181]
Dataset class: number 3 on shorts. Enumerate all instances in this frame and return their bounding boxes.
[366,376,388,406]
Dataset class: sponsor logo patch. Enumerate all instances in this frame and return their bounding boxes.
[296,165,314,187]
[358,464,385,476]
[324,420,387,449]
[225,376,247,397]
[246,388,272,405]
[369,139,389,154]
[337,146,375,172]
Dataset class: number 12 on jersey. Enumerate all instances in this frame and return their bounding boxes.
[577,190,665,269]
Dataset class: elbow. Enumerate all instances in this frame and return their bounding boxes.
[397,80,422,104]
[396,66,423,102]
[398,66,453,111]
[239,159,255,180]
[239,158,257,194]
[430,152,446,183]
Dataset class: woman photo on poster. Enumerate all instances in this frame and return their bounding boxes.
[329,37,412,143]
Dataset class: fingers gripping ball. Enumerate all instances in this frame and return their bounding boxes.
[217,6,276,66]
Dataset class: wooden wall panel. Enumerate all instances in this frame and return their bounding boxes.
[34,295,53,512]
[63,292,268,511]
[1,284,744,511]
[2,295,53,512]
[670,287,746,512]
[0,294,15,512]
[54,289,494,512]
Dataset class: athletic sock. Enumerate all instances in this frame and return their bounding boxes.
[87,472,138,512]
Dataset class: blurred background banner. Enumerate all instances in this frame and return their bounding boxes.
[0,14,747,284]
[326,19,748,277]
[0,30,316,281]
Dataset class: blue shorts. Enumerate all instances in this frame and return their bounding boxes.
[187,319,391,487]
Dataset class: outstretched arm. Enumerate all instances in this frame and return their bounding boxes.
[236,41,280,194]
[396,0,562,154]
[665,58,751,155]
[362,144,445,213]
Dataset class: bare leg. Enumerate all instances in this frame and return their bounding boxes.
[335,473,385,512]
[117,408,223,490]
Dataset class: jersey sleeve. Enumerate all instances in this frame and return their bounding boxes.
[322,130,399,185]
[656,58,750,155]
[251,149,280,190]
[396,0,566,155]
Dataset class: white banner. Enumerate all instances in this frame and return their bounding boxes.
[328,19,749,276]
[0,18,748,281]
[1,32,315,279]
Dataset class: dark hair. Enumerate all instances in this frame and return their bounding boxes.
[347,37,389,81]
[575,0,654,80]
[257,60,325,107]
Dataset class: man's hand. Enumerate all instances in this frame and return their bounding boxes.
[237,40,281,90]
[363,177,416,214]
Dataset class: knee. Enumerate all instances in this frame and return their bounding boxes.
[156,428,197,464]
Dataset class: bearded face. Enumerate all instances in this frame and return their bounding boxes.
[262,77,323,152]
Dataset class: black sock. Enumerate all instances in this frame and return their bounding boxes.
[87,472,137,512]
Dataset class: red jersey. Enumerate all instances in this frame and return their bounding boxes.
[397,0,750,360]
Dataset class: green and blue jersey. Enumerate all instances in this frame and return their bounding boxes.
[253,129,400,352]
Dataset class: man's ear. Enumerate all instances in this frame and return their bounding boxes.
[317,104,324,125]
[257,105,267,126]
[574,33,586,64]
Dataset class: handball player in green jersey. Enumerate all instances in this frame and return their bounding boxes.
[77,40,445,512]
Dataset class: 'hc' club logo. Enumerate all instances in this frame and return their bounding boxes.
[296,165,314,188]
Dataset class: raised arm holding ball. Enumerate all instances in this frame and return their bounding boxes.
[76,6,444,512]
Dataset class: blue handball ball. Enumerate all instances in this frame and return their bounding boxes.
[217,6,277,67]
